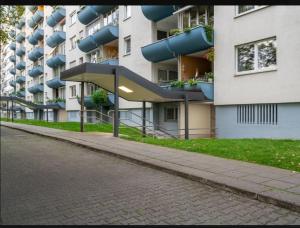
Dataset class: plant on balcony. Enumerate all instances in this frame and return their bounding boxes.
[184,78,199,91]
[169,28,181,36]
[47,97,65,104]
[204,72,214,82]
[183,26,192,33]
[19,87,25,91]
[170,80,185,91]
[207,47,214,62]
[204,24,213,42]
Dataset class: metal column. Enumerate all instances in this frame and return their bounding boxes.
[142,101,146,137]
[80,82,84,132]
[6,100,9,119]
[46,108,48,122]
[113,68,119,137]
[11,100,13,122]
[184,95,189,140]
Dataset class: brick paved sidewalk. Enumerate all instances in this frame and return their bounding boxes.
[1,121,300,212]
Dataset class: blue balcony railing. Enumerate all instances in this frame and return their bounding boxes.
[99,58,119,65]
[9,30,16,38]
[28,84,44,94]
[16,46,26,56]
[28,28,44,45]
[141,26,213,62]
[28,5,37,13]
[9,55,16,63]
[16,17,25,29]
[78,25,118,53]
[46,54,66,68]
[77,5,115,25]
[28,10,44,28]
[16,32,25,43]
[28,65,43,78]
[9,80,16,87]
[28,47,44,62]
[46,101,66,109]
[141,5,180,22]
[46,76,66,89]
[9,68,16,75]
[46,31,66,48]
[46,7,66,27]
[9,42,16,50]
[17,90,25,97]
[16,61,26,70]
[16,75,26,84]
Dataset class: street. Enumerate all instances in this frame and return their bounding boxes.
[1,126,300,225]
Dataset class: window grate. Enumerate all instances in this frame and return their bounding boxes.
[237,104,278,125]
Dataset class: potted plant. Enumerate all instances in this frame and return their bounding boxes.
[169,28,181,36]
[170,80,185,91]
[184,78,199,91]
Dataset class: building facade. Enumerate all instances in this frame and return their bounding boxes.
[1,5,299,139]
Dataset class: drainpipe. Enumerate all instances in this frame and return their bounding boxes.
[142,101,146,137]
[113,68,119,137]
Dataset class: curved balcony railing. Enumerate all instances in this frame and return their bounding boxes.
[141,26,213,62]
[28,28,44,45]
[16,75,26,84]
[77,5,115,25]
[28,5,37,13]
[28,47,44,62]
[9,68,16,75]
[16,46,26,56]
[78,25,118,53]
[9,55,16,63]
[9,30,16,38]
[46,7,66,27]
[28,65,43,78]
[17,90,25,97]
[46,101,66,109]
[141,5,181,22]
[16,17,25,29]
[46,76,66,89]
[9,80,16,87]
[16,61,26,70]
[77,94,114,108]
[99,58,119,65]
[46,31,66,48]
[46,54,66,68]
[28,10,44,28]
[9,42,16,50]
[28,84,44,94]
[16,32,25,43]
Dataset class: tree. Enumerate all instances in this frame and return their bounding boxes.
[0,5,25,44]
[91,89,108,122]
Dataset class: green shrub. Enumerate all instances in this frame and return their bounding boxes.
[204,24,213,42]
[92,89,108,107]
[169,28,181,36]
[188,78,198,86]
[170,80,185,88]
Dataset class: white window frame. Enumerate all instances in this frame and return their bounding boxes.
[235,5,268,17]
[70,35,76,50]
[70,11,77,26]
[124,36,131,55]
[69,85,76,98]
[124,5,131,20]
[235,37,277,76]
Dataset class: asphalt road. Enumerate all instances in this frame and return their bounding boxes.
[1,126,300,225]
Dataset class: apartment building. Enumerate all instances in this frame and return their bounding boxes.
[2,5,299,139]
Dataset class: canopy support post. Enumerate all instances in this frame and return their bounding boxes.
[80,82,84,132]
[114,68,119,137]
[142,101,146,137]
[184,95,189,140]
[46,108,48,122]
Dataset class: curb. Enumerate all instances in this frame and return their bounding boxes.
[2,123,300,213]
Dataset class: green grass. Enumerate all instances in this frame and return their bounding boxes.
[1,117,300,172]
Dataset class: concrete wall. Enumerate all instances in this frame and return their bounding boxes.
[216,103,300,139]
[214,6,300,105]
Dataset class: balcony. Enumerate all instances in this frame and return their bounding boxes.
[9,55,16,63]
[9,80,16,87]
[9,68,16,75]
[9,42,16,50]
[78,25,118,53]
[16,61,26,70]
[16,46,26,56]
[28,28,44,45]
[77,93,114,108]
[46,31,66,48]
[141,26,213,62]
[16,17,25,29]
[16,75,26,84]
[46,76,66,89]
[17,90,25,98]
[28,47,44,62]
[46,7,66,27]
[99,58,119,65]
[46,54,66,68]
[28,84,44,94]
[141,5,180,22]
[28,10,44,28]
[28,65,43,78]
[77,5,115,25]
[16,32,25,43]
[28,5,37,13]
[9,30,16,38]
[46,100,65,109]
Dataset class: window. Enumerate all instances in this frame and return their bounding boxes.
[124,36,131,55]
[70,36,76,50]
[70,85,76,97]
[236,37,276,74]
[124,5,131,19]
[164,107,178,122]
[79,30,84,39]
[158,69,178,83]
[236,5,267,16]
[86,83,95,95]
[69,60,76,68]
[70,11,76,25]
[181,6,212,29]
[79,57,83,64]
[237,104,278,125]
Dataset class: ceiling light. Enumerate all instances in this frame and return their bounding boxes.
[118,86,133,93]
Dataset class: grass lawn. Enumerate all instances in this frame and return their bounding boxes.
[1,118,300,172]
